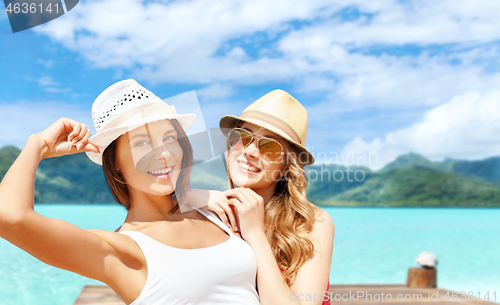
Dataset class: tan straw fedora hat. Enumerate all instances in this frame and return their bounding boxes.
[220,89,314,166]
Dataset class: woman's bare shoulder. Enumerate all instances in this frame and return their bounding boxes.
[312,206,335,236]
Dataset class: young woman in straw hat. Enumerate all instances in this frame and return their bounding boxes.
[193,89,335,305]
[0,79,260,305]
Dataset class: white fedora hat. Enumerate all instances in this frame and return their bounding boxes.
[86,79,196,165]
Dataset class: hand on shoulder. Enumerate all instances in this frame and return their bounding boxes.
[187,188,238,232]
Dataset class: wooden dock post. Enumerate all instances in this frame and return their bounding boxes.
[407,267,437,288]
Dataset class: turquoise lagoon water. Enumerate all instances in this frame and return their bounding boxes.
[0,205,499,305]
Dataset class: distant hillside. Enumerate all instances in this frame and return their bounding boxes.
[450,157,500,182]
[380,152,444,172]
[305,164,374,202]
[36,152,115,203]
[1,146,500,207]
[381,152,500,183]
[1,146,114,203]
[313,166,500,207]
[0,146,20,178]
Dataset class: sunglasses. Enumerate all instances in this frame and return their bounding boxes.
[226,128,285,163]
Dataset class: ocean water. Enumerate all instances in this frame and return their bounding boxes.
[0,205,498,305]
[327,207,500,296]
[0,205,128,305]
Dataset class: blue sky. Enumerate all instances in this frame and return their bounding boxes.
[2,0,500,170]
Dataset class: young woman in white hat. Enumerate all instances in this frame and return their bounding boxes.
[194,89,335,305]
[0,79,260,305]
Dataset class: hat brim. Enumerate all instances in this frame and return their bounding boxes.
[220,114,315,166]
[86,113,196,165]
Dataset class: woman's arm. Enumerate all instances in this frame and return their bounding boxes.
[225,188,335,305]
[289,209,334,304]
[0,118,124,283]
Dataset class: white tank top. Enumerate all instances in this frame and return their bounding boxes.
[119,208,260,305]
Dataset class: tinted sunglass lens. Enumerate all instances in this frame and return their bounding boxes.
[238,130,253,147]
[228,129,252,148]
[259,138,283,162]
[227,130,238,147]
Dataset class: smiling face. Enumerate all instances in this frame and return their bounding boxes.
[227,122,288,192]
[115,119,183,198]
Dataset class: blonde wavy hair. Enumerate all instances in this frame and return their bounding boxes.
[228,144,318,287]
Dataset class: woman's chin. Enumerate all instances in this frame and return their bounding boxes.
[231,173,271,189]
[148,185,176,196]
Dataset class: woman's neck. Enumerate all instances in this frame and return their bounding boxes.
[125,191,179,223]
[248,183,277,205]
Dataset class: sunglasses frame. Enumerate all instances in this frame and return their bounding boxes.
[226,128,285,164]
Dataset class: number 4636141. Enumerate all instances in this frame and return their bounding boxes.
[443,291,497,302]
[5,2,60,14]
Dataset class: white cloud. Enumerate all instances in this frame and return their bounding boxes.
[43,87,72,93]
[0,101,93,149]
[34,0,500,104]
[37,76,60,87]
[314,0,500,47]
[36,0,334,74]
[36,76,71,93]
[277,13,500,107]
[339,91,500,170]
[196,84,234,100]
[37,59,54,68]
[31,0,500,164]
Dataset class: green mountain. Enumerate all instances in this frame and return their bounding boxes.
[380,152,444,172]
[35,152,115,203]
[305,164,374,202]
[308,152,500,206]
[0,146,21,178]
[449,157,500,183]
[0,146,114,203]
[381,152,500,183]
[313,166,500,207]
[1,146,500,207]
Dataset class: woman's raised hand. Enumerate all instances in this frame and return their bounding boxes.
[224,188,266,243]
[35,117,99,159]
[191,187,266,237]
[189,189,239,232]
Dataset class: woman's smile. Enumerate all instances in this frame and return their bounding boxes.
[237,160,261,174]
[147,165,174,180]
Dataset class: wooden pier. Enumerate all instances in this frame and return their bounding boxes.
[73,284,499,304]
[73,285,125,305]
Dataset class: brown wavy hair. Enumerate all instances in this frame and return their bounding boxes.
[102,119,193,212]
[228,143,318,286]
